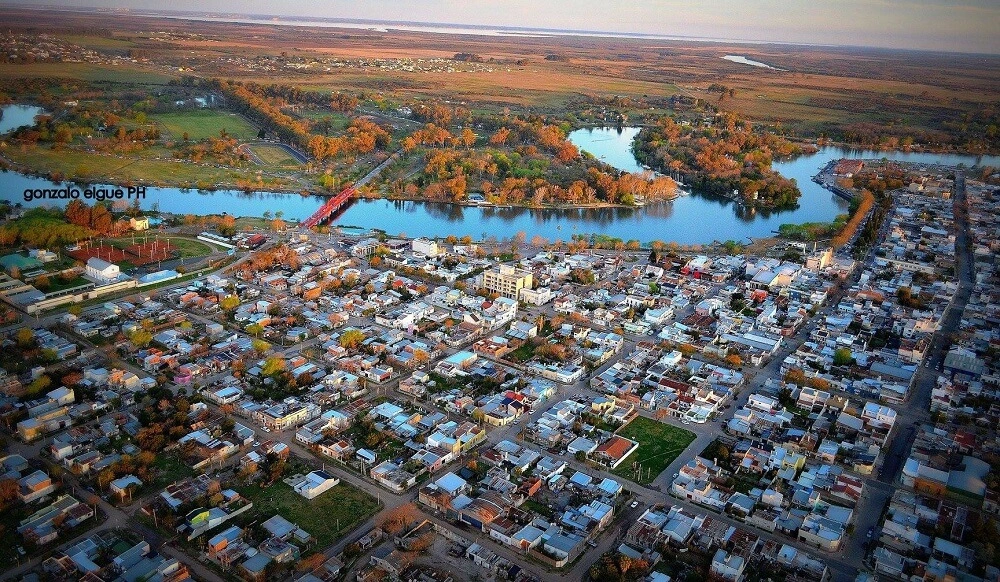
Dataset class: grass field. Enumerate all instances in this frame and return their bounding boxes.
[5,146,291,190]
[250,143,303,166]
[152,110,259,141]
[0,62,175,84]
[153,454,196,488]
[611,416,697,485]
[236,481,381,549]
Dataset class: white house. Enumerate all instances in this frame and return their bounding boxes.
[292,470,340,500]
[85,258,121,282]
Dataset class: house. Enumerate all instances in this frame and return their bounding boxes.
[85,257,121,282]
[370,545,411,577]
[109,474,143,497]
[262,514,312,544]
[291,471,339,500]
[370,461,417,493]
[593,435,639,469]
[240,553,272,582]
[710,549,746,581]
[19,470,57,502]
[482,265,533,300]
[411,238,439,257]
[207,525,243,557]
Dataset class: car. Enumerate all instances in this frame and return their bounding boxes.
[629,501,639,509]
[672,473,679,479]
[587,540,599,548]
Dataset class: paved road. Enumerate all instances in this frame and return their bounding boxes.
[877,173,973,486]
[0,439,225,582]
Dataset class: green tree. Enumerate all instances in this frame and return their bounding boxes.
[251,338,270,353]
[339,329,366,350]
[129,329,153,348]
[220,294,240,312]
[25,375,52,397]
[261,356,285,376]
[833,348,854,366]
[16,327,34,348]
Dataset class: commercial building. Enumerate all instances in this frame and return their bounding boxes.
[482,265,533,300]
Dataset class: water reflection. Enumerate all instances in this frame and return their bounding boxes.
[6,137,999,244]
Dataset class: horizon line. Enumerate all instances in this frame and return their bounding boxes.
[3,3,999,57]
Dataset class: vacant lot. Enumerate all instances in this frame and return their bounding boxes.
[153,110,258,141]
[611,416,696,485]
[236,480,380,549]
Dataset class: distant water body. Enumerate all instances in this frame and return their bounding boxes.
[123,10,792,46]
[722,55,785,70]
[0,105,44,134]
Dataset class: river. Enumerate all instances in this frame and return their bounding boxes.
[2,111,997,244]
[0,105,45,134]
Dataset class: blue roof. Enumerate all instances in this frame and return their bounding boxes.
[242,553,272,573]
[435,472,467,495]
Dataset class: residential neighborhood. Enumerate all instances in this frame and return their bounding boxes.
[0,162,997,582]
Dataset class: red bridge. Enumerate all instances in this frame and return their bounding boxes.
[300,187,356,229]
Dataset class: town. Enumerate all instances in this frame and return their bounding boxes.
[0,156,997,582]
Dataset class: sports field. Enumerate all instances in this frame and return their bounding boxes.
[152,110,258,141]
[250,143,304,166]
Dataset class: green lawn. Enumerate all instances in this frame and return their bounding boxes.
[509,343,536,362]
[38,275,91,293]
[152,110,259,141]
[6,146,291,190]
[153,454,196,488]
[250,144,303,166]
[610,416,696,485]
[236,481,380,549]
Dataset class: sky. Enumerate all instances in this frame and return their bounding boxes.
[10,0,1000,54]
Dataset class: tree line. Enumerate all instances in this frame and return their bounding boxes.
[633,114,804,208]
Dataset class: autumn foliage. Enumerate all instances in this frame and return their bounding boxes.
[831,189,875,248]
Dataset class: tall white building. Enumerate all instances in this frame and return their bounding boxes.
[411,238,439,257]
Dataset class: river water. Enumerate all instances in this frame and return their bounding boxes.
[2,111,997,244]
[0,105,45,134]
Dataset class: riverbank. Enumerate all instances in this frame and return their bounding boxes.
[5,145,995,245]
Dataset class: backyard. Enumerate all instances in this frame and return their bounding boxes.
[611,416,696,485]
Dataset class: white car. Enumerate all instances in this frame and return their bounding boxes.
[629,501,639,509]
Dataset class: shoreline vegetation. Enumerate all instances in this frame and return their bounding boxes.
[0,11,996,232]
